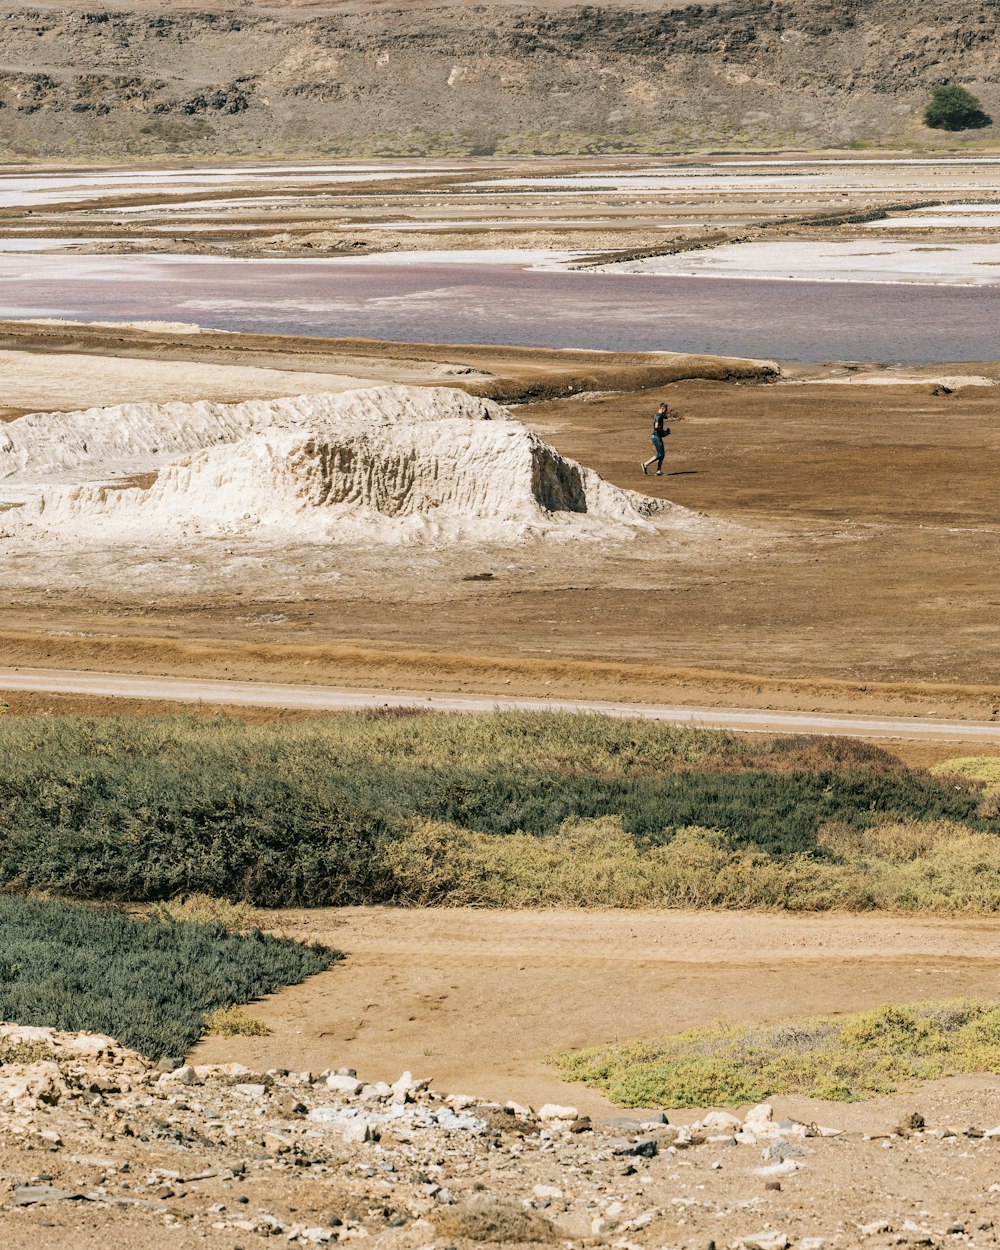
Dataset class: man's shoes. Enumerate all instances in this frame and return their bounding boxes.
[655,470,662,476]
[641,462,648,475]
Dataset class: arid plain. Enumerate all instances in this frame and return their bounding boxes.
[3,156,1000,1250]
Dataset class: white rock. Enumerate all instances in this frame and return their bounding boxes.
[532,1184,563,1199]
[64,1034,113,1057]
[0,1024,55,1045]
[737,1233,789,1250]
[702,1110,742,1130]
[0,1062,64,1109]
[743,1103,774,1127]
[326,1074,364,1095]
[858,1220,892,1237]
[233,1082,268,1099]
[445,1094,478,1110]
[538,1104,579,1121]
[159,1065,198,1087]
[754,1159,801,1177]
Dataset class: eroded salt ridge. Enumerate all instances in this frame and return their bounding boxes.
[0,385,511,486]
[3,385,708,545]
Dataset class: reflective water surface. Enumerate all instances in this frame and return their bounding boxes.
[0,253,997,362]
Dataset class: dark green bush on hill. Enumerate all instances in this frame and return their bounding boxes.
[0,894,337,1056]
[923,85,991,131]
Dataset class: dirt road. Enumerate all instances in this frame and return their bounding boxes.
[4,665,1000,741]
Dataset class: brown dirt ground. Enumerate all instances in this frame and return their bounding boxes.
[2,330,999,723]
[193,907,1000,1120]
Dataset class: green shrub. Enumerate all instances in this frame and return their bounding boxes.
[0,713,996,909]
[552,999,1000,1106]
[923,85,991,131]
[0,894,337,1057]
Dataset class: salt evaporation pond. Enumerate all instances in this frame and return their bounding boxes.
[0,252,998,362]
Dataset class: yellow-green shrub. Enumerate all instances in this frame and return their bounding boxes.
[151,894,260,932]
[552,999,1000,1107]
[386,816,1000,913]
[204,1006,271,1037]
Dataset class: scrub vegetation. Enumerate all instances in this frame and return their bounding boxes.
[923,85,991,131]
[552,999,1000,1106]
[0,712,998,912]
[0,893,336,1057]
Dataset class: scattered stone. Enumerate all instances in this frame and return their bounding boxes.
[233,1081,268,1100]
[12,1184,84,1206]
[737,1230,789,1250]
[762,1139,813,1163]
[159,1064,198,1087]
[743,1103,775,1130]
[532,1183,563,1199]
[859,1219,893,1236]
[702,1110,741,1131]
[538,1103,579,1121]
[325,1073,364,1095]
[0,1018,989,1249]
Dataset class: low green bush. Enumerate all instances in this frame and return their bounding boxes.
[552,999,1000,1106]
[0,712,996,909]
[0,894,337,1057]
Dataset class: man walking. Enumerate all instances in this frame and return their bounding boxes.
[641,402,671,476]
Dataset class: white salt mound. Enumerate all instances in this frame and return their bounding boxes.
[3,384,707,545]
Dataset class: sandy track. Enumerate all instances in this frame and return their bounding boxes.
[3,665,1000,740]
[192,908,1000,1121]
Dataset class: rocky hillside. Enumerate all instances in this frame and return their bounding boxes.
[1,0,999,158]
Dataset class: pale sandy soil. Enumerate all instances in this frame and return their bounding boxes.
[0,348,372,420]
[194,909,1000,1121]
